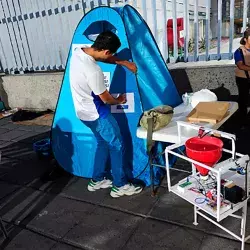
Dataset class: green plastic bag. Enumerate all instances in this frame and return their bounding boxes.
[140,105,174,132]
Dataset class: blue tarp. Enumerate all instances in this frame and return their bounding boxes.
[51,5,182,186]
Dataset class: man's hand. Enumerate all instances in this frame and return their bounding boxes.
[99,91,127,105]
[105,56,137,74]
[123,62,137,73]
[117,94,127,104]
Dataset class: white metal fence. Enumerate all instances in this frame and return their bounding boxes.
[0,0,248,73]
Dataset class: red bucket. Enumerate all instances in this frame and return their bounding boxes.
[185,136,223,179]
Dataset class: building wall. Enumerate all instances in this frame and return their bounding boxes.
[0,62,237,111]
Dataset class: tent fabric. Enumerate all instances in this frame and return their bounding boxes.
[122,6,181,110]
[51,5,182,186]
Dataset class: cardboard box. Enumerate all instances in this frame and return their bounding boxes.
[186,102,230,124]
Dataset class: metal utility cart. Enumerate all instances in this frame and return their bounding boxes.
[165,121,250,250]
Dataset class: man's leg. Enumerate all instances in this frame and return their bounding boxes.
[96,114,143,198]
[95,114,127,187]
[91,131,109,182]
[82,120,112,191]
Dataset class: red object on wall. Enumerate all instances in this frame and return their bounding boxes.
[167,18,184,49]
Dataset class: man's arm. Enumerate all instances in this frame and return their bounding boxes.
[236,61,250,71]
[235,49,250,71]
[99,90,127,105]
[88,71,126,105]
[104,56,137,73]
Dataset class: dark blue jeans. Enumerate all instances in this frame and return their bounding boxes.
[82,114,127,187]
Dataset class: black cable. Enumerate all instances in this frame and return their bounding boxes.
[177,147,186,156]
[153,150,165,159]
[231,136,236,160]
[199,131,211,138]
[209,173,216,180]
[188,176,208,196]
[132,159,150,179]
[244,160,249,200]
[132,146,186,180]
[133,149,169,180]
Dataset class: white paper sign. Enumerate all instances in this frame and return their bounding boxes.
[111,93,135,113]
[179,30,184,39]
[103,72,110,90]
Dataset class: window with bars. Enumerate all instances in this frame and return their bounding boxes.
[222,0,250,21]
[222,0,234,21]
[234,0,243,19]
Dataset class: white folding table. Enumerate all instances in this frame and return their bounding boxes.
[136,101,238,193]
[137,101,238,144]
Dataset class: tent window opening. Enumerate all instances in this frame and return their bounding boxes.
[83,21,118,42]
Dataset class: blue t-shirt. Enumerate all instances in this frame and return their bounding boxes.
[234,48,250,64]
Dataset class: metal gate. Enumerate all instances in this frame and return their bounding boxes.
[0,0,249,73]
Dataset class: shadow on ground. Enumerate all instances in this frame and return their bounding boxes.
[0,113,249,249]
[0,117,75,249]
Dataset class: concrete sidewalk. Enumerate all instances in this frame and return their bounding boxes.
[0,116,249,250]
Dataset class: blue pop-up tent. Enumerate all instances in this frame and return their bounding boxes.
[51,5,182,186]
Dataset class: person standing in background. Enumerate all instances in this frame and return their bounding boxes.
[234,28,250,127]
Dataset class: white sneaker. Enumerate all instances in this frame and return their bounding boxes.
[110,183,143,198]
[87,179,112,192]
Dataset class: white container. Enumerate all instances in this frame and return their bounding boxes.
[191,89,217,108]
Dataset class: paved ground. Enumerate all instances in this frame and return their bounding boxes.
[203,37,241,55]
[0,115,249,250]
